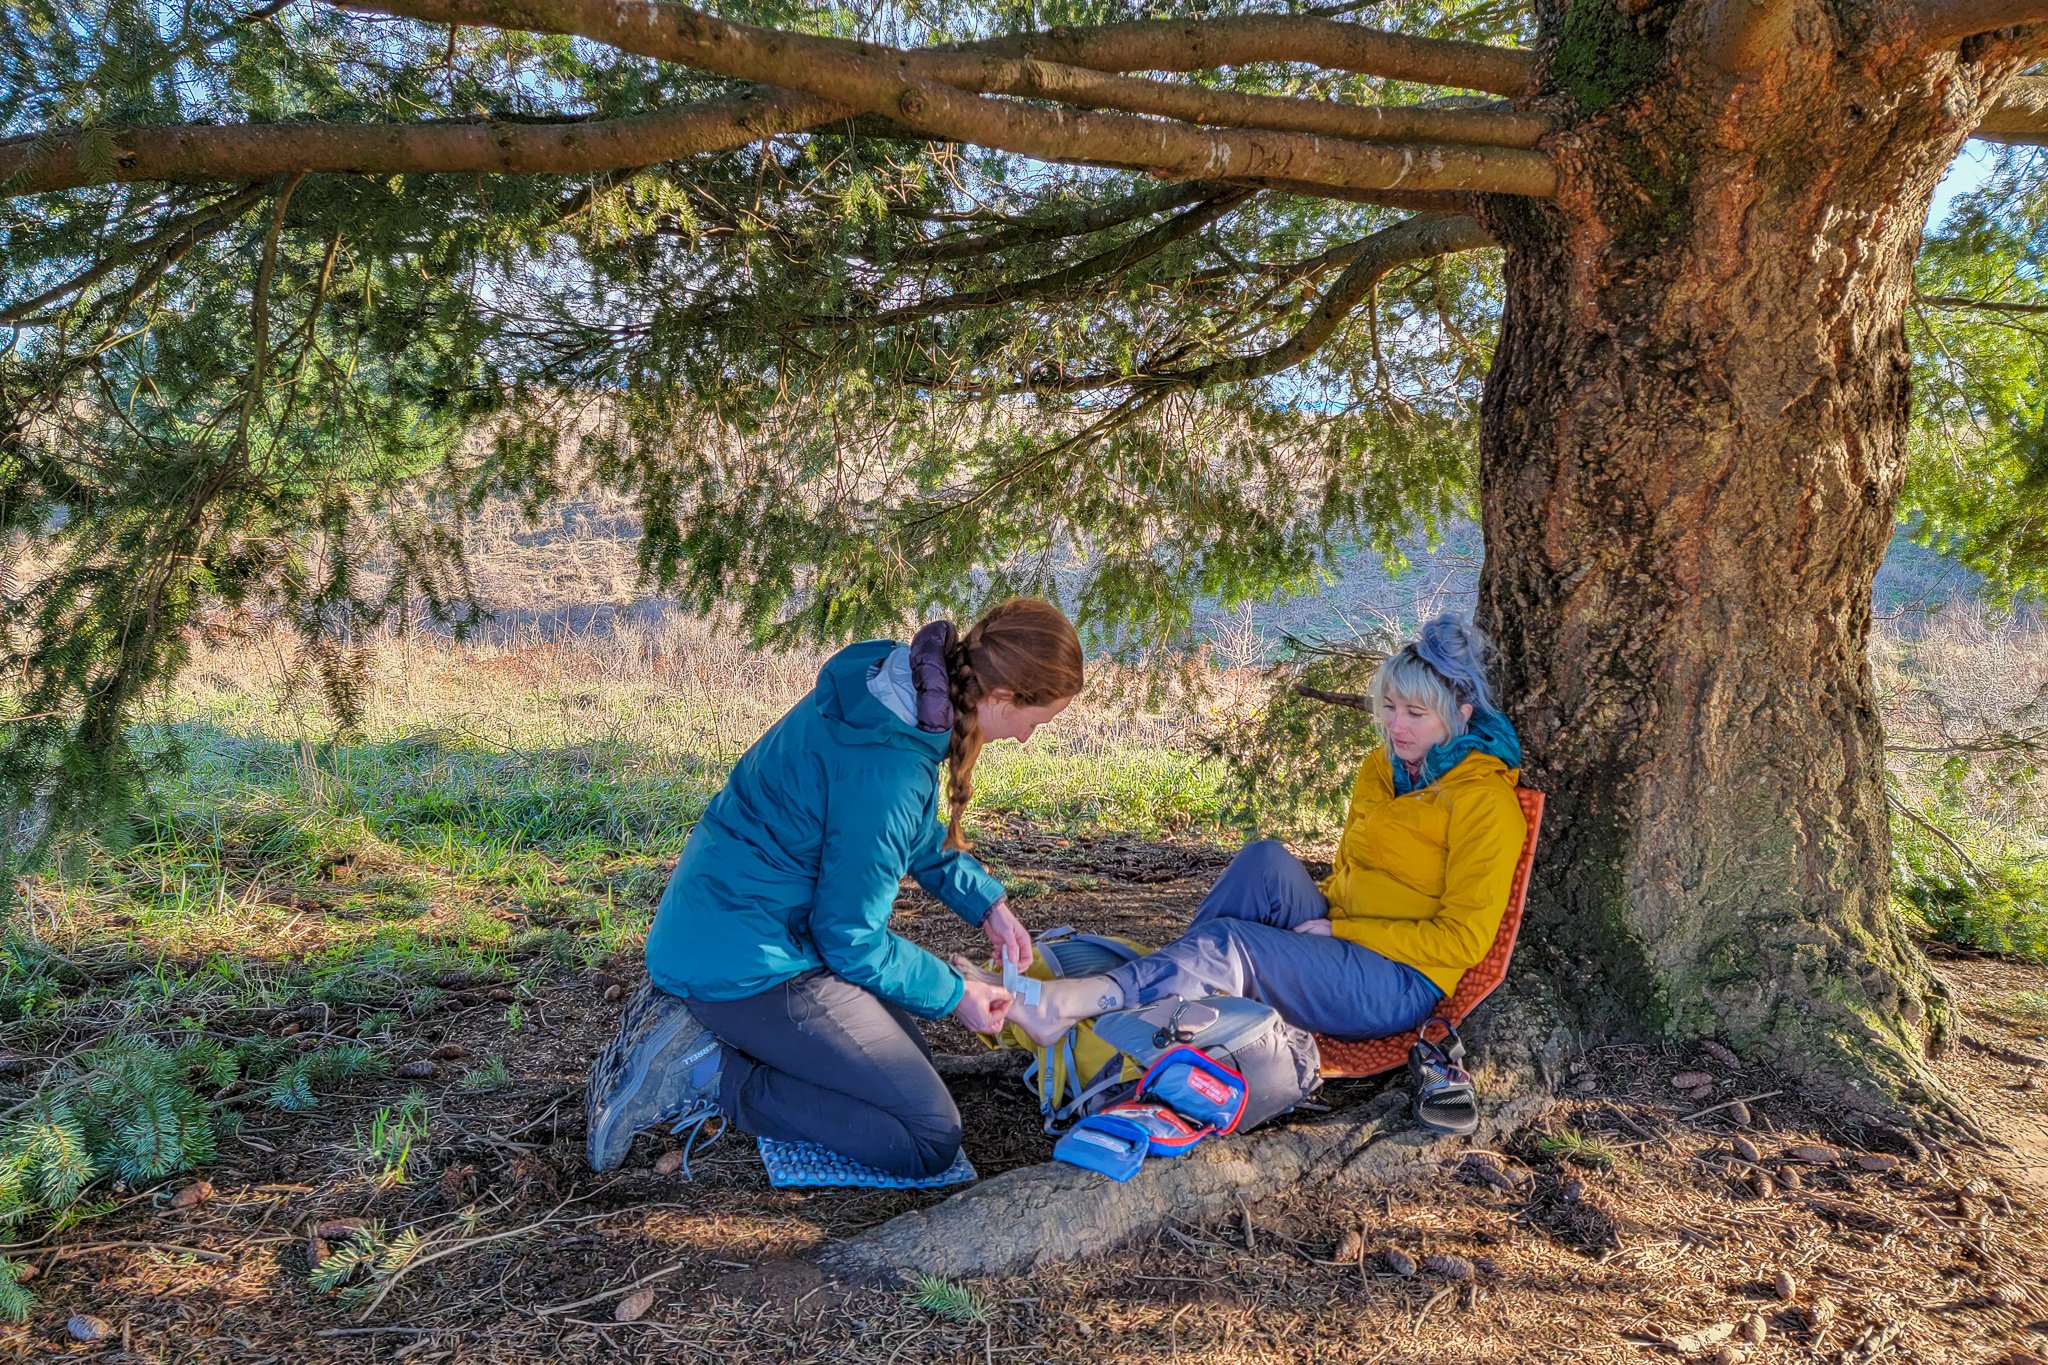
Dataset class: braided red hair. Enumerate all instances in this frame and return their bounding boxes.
[942,599,1083,851]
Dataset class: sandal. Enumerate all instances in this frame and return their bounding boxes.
[1407,1017,1480,1137]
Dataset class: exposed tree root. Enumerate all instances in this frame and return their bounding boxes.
[818,1083,1553,1286]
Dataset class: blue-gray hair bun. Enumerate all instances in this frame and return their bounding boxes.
[1410,614,1496,714]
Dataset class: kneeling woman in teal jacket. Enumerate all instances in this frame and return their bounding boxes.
[586,599,1083,1177]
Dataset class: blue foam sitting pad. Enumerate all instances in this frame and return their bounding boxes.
[756,1136,978,1190]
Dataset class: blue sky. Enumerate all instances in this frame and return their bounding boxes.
[1928,143,1998,228]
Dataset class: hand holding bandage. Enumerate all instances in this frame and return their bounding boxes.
[980,897,1032,969]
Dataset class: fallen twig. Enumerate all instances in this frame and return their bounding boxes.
[534,1259,693,1317]
[1411,1285,1453,1336]
[356,1198,584,1319]
[34,1240,232,1264]
[1679,1091,1783,1124]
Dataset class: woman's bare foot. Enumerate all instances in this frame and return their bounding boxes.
[950,954,1002,987]
[950,957,1127,1046]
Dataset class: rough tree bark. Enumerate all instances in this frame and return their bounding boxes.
[1475,1,2036,1117]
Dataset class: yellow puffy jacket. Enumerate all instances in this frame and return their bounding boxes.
[1319,748,1524,998]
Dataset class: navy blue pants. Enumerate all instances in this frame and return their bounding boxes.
[1106,840,1442,1039]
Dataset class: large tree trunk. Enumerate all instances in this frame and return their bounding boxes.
[1475,12,2031,1115]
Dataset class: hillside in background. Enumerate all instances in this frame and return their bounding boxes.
[441,494,2025,655]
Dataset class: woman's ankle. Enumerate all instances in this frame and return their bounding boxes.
[1056,975,1124,1017]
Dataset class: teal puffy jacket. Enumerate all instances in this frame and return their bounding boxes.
[643,640,1005,1017]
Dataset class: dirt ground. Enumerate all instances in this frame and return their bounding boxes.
[5,829,2046,1364]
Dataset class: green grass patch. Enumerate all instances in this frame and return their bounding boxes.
[356,1088,432,1187]
[971,740,1233,838]
[1992,988,2048,1027]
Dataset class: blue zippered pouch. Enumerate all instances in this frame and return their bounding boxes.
[1137,1045,1250,1133]
[1052,1114,1149,1181]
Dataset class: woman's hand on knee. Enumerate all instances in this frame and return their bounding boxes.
[981,897,1032,968]
[1292,917,1334,936]
[954,977,1014,1035]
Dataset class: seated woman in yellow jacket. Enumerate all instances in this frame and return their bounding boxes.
[1006,613,1524,1044]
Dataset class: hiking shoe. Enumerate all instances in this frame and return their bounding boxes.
[586,976,724,1172]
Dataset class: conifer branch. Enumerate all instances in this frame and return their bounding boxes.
[341,0,1560,198]
[0,94,841,197]
[942,15,1536,95]
[881,58,1553,148]
[1215,180,1480,213]
[957,212,1494,396]
[237,174,305,458]
[0,186,268,323]
[1976,75,2048,144]
[894,181,1228,266]
[1916,292,2048,315]
[824,190,1252,327]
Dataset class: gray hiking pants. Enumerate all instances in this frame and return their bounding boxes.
[1106,839,1442,1039]
[686,969,964,1178]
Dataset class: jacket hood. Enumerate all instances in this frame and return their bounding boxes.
[818,641,951,758]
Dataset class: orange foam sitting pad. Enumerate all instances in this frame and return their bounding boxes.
[1314,788,1545,1079]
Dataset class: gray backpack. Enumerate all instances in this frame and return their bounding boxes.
[1089,996,1323,1133]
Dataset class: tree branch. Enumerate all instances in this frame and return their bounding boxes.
[5,5,1554,200]
[1975,75,2048,144]
[1696,0,1799,75]
[340,0,1557,198]
[0,92,841,197]
[1293,681,1373,710]
[1157,212,1495,388]
[1916,292,2048,315]
[1913,0,2048,45]
[0,185,268,322]
[1217,179,1481,213]
[834,190,1251,327]
[896,180,1227,266]
[236,174,304,456]
[948,16,1535,96]
[908,59,1552,148]
[959,211,1494,396]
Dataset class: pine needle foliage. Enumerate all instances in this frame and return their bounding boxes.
[0,1257,34,1323]
[1202,629,1398,835]
[1906,150,2048,605]
[0,1031,391,1319]
[0,1038,221,1228]
[307,1220,428,1305]
[906,1273,991,1324]
[456,1057,510,1093]
[262,1043,384,1113]
[308,1223,387,1301]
